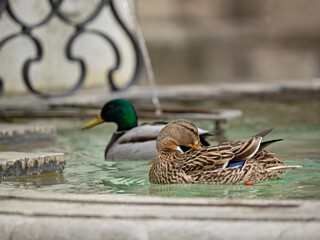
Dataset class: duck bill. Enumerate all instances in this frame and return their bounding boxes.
[190,141,202,150]
[82,115,104,130]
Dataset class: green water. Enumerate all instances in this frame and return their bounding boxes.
[1,99,320,200]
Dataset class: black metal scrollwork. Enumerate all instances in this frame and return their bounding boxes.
[0,0,8,96]
[0,0,141,98]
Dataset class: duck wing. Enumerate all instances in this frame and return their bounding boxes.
[117,124,164,144]
[181,143,241,174]
[182,128,274,175]
[231,128,274,162]
[106,124,164,160]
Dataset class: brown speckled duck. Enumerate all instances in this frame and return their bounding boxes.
[149,119,300,184]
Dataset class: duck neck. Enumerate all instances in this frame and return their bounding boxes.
[116,114,138,131]
[158,148,182,161]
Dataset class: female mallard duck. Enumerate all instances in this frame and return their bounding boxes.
[82,99,210,160]
[149,119,300,184]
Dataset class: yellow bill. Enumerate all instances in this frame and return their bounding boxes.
[82,115,104,130]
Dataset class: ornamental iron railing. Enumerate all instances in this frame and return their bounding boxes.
[0,0,141,98]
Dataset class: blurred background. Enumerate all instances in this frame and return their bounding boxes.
[0,0,320,95]
[137,0,320,85]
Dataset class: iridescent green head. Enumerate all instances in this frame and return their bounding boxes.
[82,99,138,131]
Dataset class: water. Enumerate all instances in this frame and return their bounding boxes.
[0,99,319,200]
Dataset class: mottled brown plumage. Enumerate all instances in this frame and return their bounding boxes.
[149,119,300,184]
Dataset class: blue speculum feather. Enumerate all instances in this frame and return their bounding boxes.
[227,161,246,168]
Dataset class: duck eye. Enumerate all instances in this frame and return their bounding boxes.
[108,104,115,110]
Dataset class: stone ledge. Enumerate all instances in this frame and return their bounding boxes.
[0,190,319,240]
[0,124,56,145]
[0,152,65,178]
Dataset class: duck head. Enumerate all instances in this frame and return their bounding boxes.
[156,119,202,152]
[82,99,138,131]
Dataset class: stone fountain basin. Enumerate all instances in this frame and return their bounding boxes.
[0,189,319,240]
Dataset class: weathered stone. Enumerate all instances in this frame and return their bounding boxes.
[0,190,319,240]
[0,124,56,145]
[0,152,65,178]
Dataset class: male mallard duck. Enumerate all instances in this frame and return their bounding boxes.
[149,119,301,184]
[82,99,210,160]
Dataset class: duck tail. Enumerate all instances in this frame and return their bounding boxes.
[252,128,274,138]
[265,165,302,179]
[259,139,283,150]
[267,165,302,173]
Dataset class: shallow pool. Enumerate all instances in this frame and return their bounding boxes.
[1,99,319,200]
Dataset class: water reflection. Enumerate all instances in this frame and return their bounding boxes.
[149,182,270,198]
[1,174,65,189]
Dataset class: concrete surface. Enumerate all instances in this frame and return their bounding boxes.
[0,189,319,240]
[0,124,56,145]
[0,152,65,178]
[0,80,319,113]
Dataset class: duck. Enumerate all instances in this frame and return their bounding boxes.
[149,119,301,184]
[82,99,211,160]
